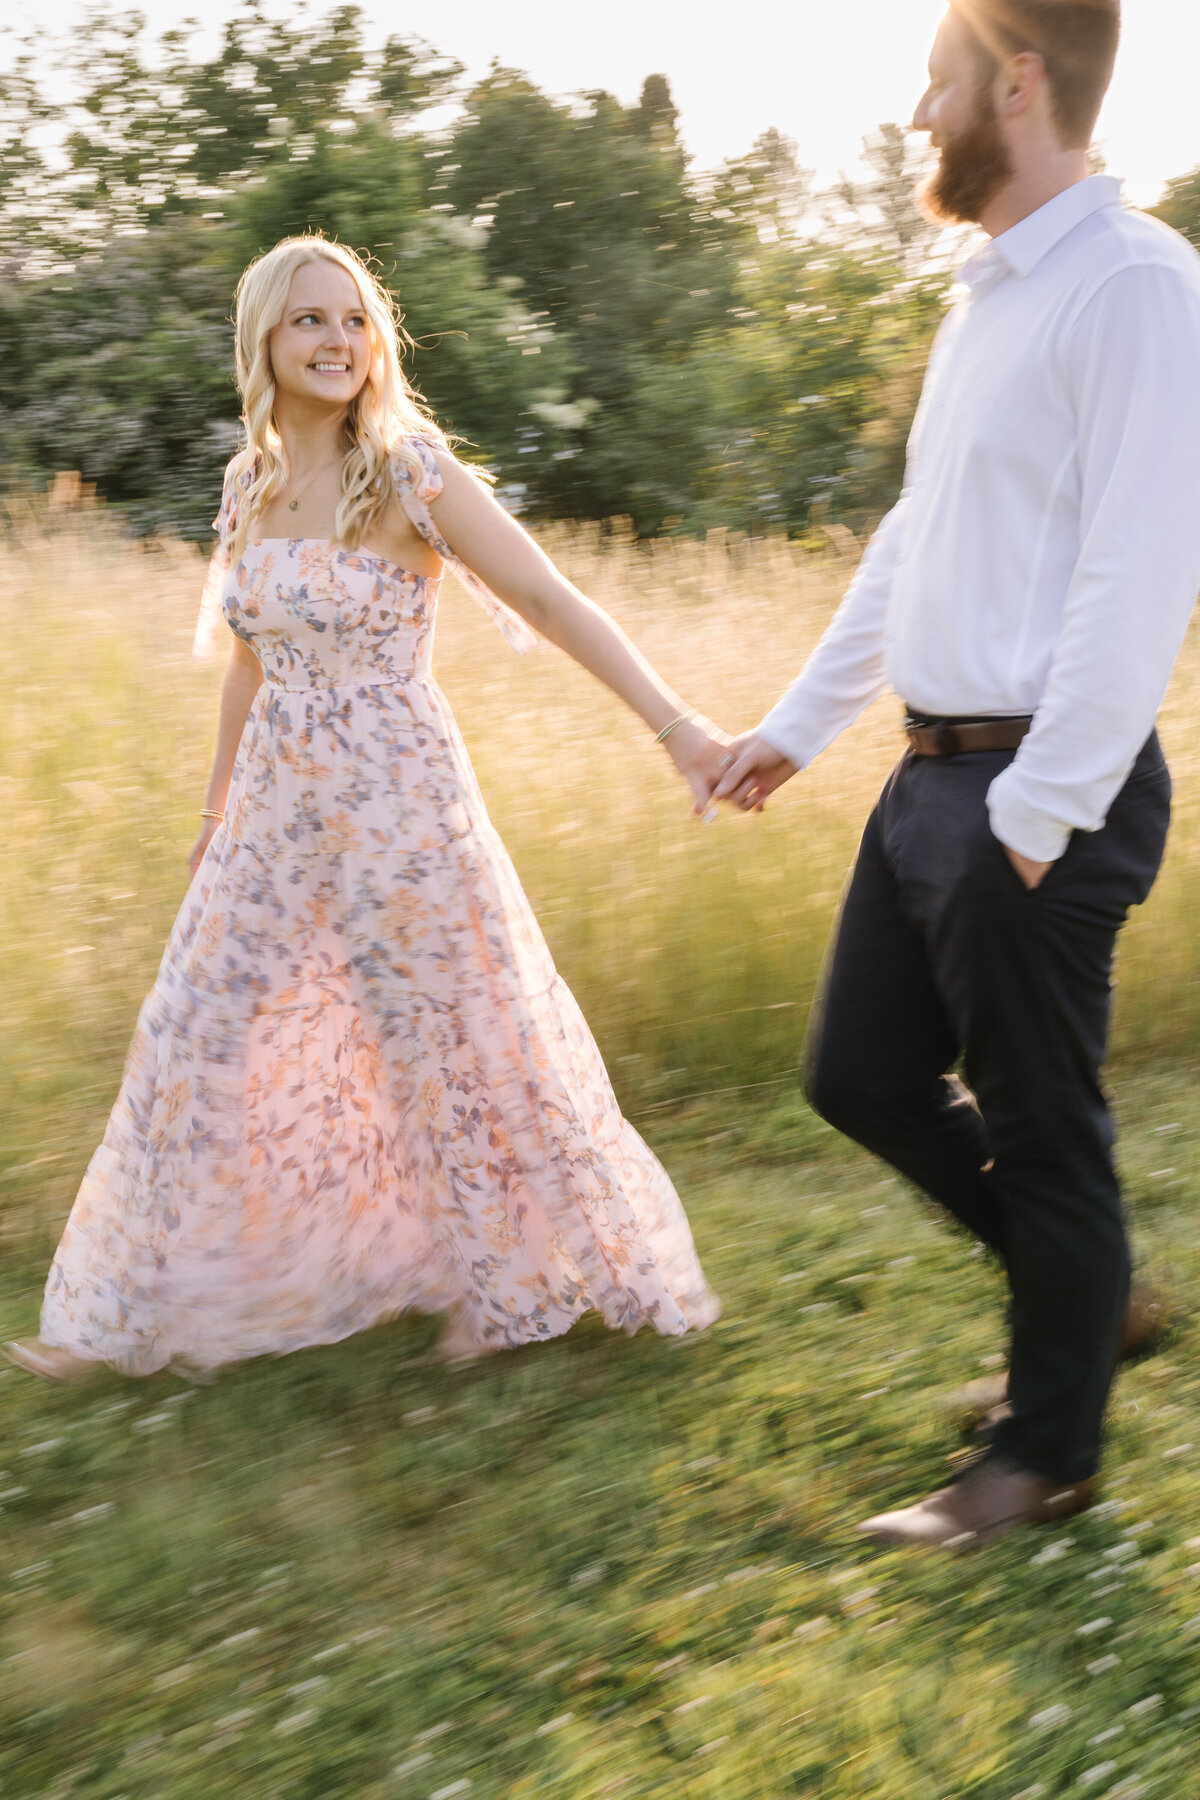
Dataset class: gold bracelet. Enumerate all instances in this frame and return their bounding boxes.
[199,808,225,821]
[655,711,695,745]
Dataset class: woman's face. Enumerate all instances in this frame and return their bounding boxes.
[268,259,372,409]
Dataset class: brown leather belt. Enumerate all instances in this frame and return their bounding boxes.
[904,715,1033,757]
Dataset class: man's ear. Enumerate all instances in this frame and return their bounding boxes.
[997,49,1045,120]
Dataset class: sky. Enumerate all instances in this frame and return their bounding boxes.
[7,0,1198,207]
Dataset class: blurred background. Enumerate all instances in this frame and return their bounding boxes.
[5,7,1200,1799]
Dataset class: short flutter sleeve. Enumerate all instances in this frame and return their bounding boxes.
[193,460,247,660]
[391,438,537,654]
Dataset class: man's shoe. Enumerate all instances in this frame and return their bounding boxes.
[858,1452,1093,1551]
[1121,1282,1172,1359]
[951,1280,1173,1436]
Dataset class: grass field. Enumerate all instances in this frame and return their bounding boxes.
[2,497,1200,1799]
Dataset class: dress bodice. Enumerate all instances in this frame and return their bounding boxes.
[224,540,438,688]
[194,434,536,669]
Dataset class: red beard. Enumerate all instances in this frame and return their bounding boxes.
[921,90,1014,225]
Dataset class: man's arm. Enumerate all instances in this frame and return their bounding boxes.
[713,494,910,808]
[987,260,1200,864]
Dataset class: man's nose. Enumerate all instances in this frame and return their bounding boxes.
[912,87,932,132]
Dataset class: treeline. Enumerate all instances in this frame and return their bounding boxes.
[2,5,1198,541]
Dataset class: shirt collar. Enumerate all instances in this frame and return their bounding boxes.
[958,174,1123,292]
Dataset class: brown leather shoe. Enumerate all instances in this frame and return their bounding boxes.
[1121,1282,1172,1359]
[951,1280,1173,1434]
[858,1452,1094,1550]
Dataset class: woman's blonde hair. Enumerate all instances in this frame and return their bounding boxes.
[225,235,447,558]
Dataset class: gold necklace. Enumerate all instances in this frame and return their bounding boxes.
[280,457,339,514]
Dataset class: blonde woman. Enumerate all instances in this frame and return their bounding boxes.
[6,236,722,1380]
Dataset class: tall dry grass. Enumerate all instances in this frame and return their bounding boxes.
[2,493,1199,1179]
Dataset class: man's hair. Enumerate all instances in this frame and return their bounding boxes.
[951,0,1120,145]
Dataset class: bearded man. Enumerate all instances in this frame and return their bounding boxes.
[713,0,1200,1546]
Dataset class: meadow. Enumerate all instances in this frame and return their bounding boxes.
[2,493,1200,1800]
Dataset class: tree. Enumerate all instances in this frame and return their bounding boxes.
[1152,168,1200,251]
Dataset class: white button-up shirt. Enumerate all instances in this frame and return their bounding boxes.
[759,176,1200,861]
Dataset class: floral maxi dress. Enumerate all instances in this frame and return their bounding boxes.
[39,440,720,1374]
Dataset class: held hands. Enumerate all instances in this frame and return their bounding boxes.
[708,731,798,813]
[662,715,735,817]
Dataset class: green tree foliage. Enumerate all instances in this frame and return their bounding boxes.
[1152,167,1200,251]
[0,1,962,539]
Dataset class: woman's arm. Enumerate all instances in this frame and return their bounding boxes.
[428,451,729,811]
[187,634,264,878]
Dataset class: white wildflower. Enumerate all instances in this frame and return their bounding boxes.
[393,1753,432,1777]
[570,1563,607,1589]
[1079,1763,1118,1787]
[153,1665,195,1690]
[71,1503,114,1525]
[1029,1703,1072,1730]
[273,1709,316,1736]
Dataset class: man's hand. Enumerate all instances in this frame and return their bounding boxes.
[710,732,798,812]
[1005,845,1053,890]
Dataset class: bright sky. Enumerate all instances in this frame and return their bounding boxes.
[9,0,1197,207]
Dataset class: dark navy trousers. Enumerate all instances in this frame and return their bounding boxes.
[804,734,1171,1483]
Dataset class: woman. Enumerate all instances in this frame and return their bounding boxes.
[6,236,723,1380]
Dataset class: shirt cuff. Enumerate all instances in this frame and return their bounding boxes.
[756,701,821,773]
[986,776,1072,863]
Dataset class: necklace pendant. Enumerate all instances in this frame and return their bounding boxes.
[288,498,299,512]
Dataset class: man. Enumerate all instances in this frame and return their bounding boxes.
[712,0,1200,1547]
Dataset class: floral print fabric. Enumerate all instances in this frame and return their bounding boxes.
[41,439,720,1374]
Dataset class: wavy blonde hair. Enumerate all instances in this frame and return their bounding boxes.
[225,235,447,559]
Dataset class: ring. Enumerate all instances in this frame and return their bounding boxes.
[719,754,735,771]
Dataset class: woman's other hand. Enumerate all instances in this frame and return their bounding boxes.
[188,818,221,881]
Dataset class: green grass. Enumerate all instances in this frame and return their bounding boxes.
[4,501,1200,1797]
[3,1071,1200,1799]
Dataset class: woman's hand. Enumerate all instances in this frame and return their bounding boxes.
[188,818,221,881]
[664,716,733,817]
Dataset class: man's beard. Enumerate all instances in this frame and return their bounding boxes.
[921,88,1014,225]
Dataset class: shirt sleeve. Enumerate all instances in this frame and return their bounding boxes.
[988,260,1200,861]
[756,492,909,769]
